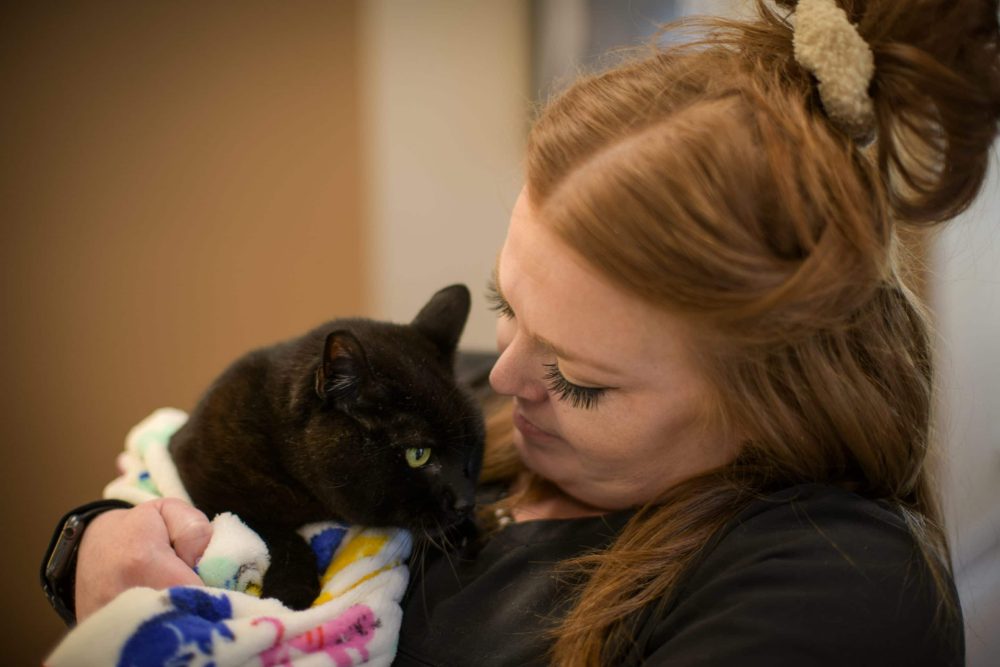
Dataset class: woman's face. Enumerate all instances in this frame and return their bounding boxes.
[489,189,737,511]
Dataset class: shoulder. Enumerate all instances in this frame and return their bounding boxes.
[640,483,964,666]
[703,482,919,575]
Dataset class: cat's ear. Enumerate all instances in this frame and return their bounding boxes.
[316,330,369,401]
[411,284,471,359]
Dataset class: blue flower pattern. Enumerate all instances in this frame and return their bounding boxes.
[117,588,235,667]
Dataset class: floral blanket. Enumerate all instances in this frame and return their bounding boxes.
[46,408,412,667]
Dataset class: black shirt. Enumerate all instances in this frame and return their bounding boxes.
[395,483,964,666]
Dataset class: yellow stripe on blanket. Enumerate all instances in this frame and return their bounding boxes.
[313,564,396,607]
[321,532,390,586]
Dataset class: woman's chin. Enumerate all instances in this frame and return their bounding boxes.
[513,442,642,513]
[513,432,572,489]
[512,429,548,474]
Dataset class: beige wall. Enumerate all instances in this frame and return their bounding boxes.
[0,2,363,662]
[361,0,530,350]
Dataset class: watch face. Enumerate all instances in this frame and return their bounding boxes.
[43,514,88,625]
[46,515,85,582]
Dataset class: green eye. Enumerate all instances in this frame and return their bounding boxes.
[405,447,432,468]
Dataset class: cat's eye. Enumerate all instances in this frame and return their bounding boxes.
[405,447,432,468]
[486,278,515,319]
[543,362,606,410]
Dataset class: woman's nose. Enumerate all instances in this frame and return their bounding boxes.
[490,324,547,403]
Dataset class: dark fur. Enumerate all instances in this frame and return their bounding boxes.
[169,285,484,609]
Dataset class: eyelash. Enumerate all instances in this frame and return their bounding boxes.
[543,363,605,410]
[488,278,606,410]
[485,279,515,319]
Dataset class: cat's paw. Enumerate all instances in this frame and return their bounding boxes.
[261,563,321,610]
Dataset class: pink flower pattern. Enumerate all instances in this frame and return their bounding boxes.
[253,605,379,667]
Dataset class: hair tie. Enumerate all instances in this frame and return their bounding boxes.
[792,0,876,142]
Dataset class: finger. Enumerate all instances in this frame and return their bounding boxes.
[141,559,206,589]
[155,498,213,568]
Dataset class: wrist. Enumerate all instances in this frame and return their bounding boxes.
[40,499,133,625]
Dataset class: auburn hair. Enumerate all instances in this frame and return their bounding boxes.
[478,0,1000,664]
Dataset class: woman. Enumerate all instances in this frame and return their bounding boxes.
[48,0,1000,664]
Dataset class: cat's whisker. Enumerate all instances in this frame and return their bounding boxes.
[423,528,444,553]
[416,527,434,621]
[432,516,462,584]
[437,518,457,554]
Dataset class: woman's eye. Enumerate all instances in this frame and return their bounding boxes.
[543,363,606,410]
[486,279,515,319]
[405,447,432,468]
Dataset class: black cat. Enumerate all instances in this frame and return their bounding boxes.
[169,284,484,610]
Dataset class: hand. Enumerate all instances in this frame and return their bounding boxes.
[75,498,212,622]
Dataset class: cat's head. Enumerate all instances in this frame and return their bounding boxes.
[286,284,485,535]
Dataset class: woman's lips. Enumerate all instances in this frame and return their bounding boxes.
[513,409,559,441]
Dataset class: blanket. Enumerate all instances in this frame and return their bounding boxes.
[46,408,412,667]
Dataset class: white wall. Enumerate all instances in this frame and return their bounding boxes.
[361,0,530,350]
[933,149,1000,667]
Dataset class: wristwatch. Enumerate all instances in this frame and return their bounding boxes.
[40,499,133,625]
